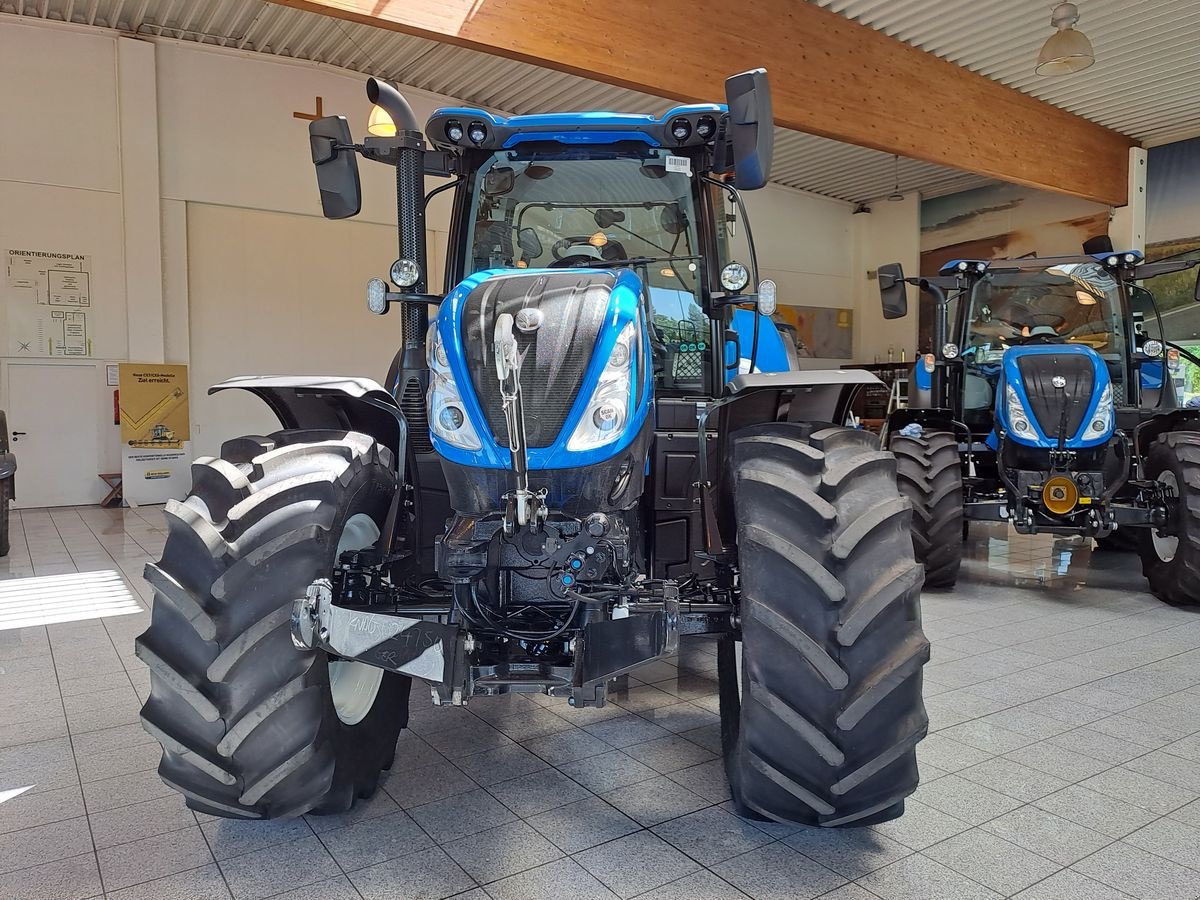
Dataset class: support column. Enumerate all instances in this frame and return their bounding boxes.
[116,36,165,363]
[1109,147,1148,253]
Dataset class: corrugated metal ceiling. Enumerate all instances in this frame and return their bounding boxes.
[813,0,1200,148]
[9,0,1190,203]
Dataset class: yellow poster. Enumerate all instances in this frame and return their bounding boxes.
[118,364,189,450]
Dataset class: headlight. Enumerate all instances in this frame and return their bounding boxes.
[426,324,482,451]
[1088,383,1114,435]
[567,322,636,452]
[390,258,421,288]
[1143,339,1164,358]
[721,262,749,293]
[445,121,464,143]
[669,118,692,142]
[942,342,960,359]
[467,122,488,145]
[1005,384,1039,441]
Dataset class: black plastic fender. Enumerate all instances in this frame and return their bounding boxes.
[209,376,409,474]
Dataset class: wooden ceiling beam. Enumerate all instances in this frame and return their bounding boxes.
[268,0,1134,206]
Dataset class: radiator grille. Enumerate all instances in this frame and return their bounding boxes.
[462,272,614,448]
[1014,353,1096,441]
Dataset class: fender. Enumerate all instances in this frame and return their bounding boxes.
[209,376,408,474]
[698,369,884,550]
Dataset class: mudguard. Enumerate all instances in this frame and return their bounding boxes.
[209,376,408,473]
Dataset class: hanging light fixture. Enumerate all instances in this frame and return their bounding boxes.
[887,155,904,202]
[1036,3,1095,76]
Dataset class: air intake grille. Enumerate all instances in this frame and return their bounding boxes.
[462,272,613,448]
[1014,353,1096,441]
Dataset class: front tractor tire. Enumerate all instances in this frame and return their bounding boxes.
[889,429,963,588]
[135,430,411,820]
[723,424,929,827]
[1139,431,1200,606]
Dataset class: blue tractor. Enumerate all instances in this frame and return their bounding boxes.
[876,246,1200,602]
[135,72,929,828]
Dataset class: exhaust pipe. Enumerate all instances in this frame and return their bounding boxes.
[366,78,431,448]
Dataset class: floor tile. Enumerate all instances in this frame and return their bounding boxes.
[0,815,93,875]
[262,876,361,900]
[911,774,1022,825]
[484,857,617,900]
[711,842,846,900]
[318,809,433,870]
[304,789,400,834]
[216,834,336,900]
[450,743,549,787]
[651,806,774,866]
[521,728,611,766]
[0,783,84,835]
[1078,766,1196,815]
[88,793,196,849]
[349,846,476,900]
[1124,817,1200,871]
[980,805,1111,865]
[1072,841,1200,900]
[443,820,561,884]
[382,757,476,809]
[556,749,659,793]
[623,734,718,774]
[922,827,1061,895]
[783,826,911,879]
[857,853,1003,900]
[98,824,215,892]
[526,796,640,854]
[664,759,731,802]
[1033,784,1160,839]
[105,862,232,900]
[408,788,517,843]
[870,800,972,852]
[1011,868,1135,899]
[636,869,752,899]
[80,768,175,813]
[485,767,592,818]
[0,852,102,900]
[600,775,710,827]
[957,756,1071,802]
[582,714,672,749]
[575,830,701,898]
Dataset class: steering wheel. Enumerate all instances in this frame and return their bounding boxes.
[551,236,593,261]
[549,253,604,269]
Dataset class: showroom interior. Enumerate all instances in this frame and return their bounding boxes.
[1,1,1200,898]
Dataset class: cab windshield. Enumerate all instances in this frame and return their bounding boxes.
[959,262,1130,411]
[463,147,707,389]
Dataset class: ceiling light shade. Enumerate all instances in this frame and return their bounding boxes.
[367,104,397,136]
[1036,3,1095,76]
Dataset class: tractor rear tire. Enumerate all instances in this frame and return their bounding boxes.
[889,430,963,588]
[0,476,10,558]
[135,430,411,819]
[1138,431,1200,606]
[722,423,929,827]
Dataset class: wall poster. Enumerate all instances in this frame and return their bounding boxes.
[118,363,192,505]
[5,248,93,357]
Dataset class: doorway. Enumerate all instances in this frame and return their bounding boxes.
[5,362,102,508]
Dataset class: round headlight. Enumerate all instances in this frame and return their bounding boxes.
[1105,255,1119,267]
[956,261,969,271]
[467,122,488,145]
[1013,419,1029,434]
[942,342,960,359]
[438,405,464,431]
[1123,253,1137,264]
[593,403,621,432]
[609,341,630,368]
[720,262,750,293]
[445,121,464,143]
[1143,339,1164,358]
[390,258,421,288]
[1090,419,1106,432]
[669,118,691,142]
[695,115,716,140]
[366,278,389,315]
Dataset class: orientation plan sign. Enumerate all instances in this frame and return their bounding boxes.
[5,249,93,357]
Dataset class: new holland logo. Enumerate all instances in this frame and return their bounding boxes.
[515,308,544,333]
[1052,375,1067,389]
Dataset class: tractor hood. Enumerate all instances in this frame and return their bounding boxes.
[996,344,1115,449]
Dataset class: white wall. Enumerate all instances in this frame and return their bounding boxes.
[1,15,869,501]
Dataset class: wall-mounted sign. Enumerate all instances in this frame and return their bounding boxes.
[5,248,94,357]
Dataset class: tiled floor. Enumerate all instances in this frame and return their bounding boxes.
[1,506,1199,900]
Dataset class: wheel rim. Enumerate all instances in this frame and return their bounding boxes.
[1153,471,1180,564]
[328,513,385,726]
[734,639,744,701]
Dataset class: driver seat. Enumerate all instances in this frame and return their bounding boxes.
[1029,325,1058,337]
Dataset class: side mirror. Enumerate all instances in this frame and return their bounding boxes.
[878,263,908,320]
[309,116,361,220]
[483,166,516,196]
[724,68,773,191]
[517,227,543,260]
